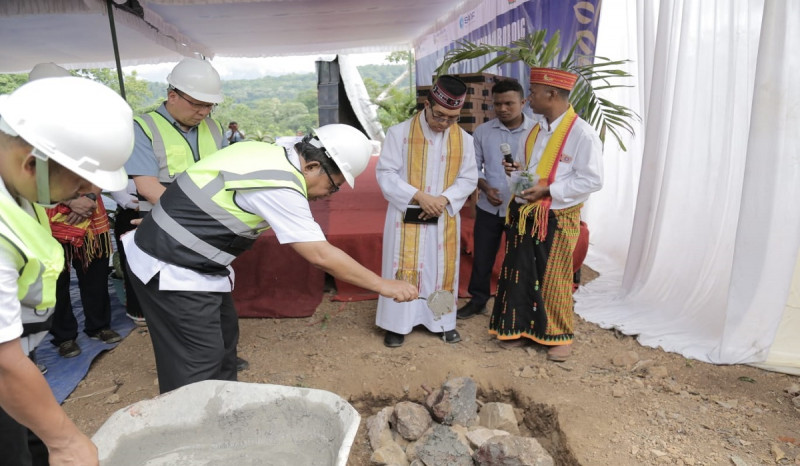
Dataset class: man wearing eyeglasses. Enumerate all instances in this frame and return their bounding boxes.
[125,58,227,217]
[376,75,479,348]
[121,125,418,394]
[122,58,243,366]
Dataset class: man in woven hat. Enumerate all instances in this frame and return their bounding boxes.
[376,75,479,348]
[488,68,603,361]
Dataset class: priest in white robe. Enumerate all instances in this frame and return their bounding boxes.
[376,75,479,348]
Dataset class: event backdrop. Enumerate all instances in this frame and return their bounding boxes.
[414,0,603,86]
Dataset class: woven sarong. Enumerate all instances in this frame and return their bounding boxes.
[489,202,582,345]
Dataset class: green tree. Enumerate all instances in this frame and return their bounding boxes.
[77,69,154,113]
[0,74,28,94]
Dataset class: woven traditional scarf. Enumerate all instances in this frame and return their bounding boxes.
[396,112,462,291]
[47,197,111,269]
[509,106,578,241]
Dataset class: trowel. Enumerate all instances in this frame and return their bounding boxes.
[418,289,455,321]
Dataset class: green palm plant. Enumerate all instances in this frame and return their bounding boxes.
[436,30,637,150]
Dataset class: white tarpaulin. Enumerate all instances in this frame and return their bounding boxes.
[578,0,800,375]
[0,0,484,73]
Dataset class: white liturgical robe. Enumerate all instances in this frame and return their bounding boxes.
[375,114,478,334]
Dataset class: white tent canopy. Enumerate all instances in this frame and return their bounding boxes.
[0,0,483,73]
[2,0,799,375]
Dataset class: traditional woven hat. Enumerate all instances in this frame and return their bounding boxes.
[529,67,578,91]
[430,75,467,109]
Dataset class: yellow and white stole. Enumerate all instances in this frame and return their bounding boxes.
[510,106,578,241]
[396,112,463,290]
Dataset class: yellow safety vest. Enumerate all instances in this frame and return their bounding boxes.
[134,110,225,211]
[134,141,307,275]
[0,192,64,341]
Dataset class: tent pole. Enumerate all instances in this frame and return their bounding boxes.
[106,0,126,100]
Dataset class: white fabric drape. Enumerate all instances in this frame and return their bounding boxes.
[577,0,800,373]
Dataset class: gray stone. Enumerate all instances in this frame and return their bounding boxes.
[367,407,395,450]
[424,377,478,426]
[465,427,510,449]
[450,424,473,454]
[393,402,432,441]
[478,402,520,435]
[474,435,554,466]
[370,440,409,466]
[414,424,473,466]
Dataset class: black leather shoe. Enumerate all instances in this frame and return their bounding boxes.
[58,340,82,358]
[456,301,487,320]
[444,329,461,343]
[236,356,249,372]
[383,331,405,348]
[88,329,122,344]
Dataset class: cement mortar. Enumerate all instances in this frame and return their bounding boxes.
[94,381,359,466]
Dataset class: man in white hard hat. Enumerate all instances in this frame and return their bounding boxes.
[125,58,227,217]
[122,124,418,394]
[26,64,124,363]
[0,77,133,465]
[122,58,240,360]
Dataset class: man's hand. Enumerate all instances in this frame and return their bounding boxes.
[63,196,96,225]
[519,184,550,204]
[503,160,521,176]
[413,191,448,219]
[485,187,503,206]
[378,279,418,302]
[47,432,99,466]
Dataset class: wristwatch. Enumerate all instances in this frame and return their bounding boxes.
[82,193,97,201]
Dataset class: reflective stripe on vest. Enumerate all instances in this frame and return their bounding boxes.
[134,142,307,275]
[0,194,64,336]
[134,111,224,211]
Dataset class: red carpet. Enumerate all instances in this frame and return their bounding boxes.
[232,157,586,318]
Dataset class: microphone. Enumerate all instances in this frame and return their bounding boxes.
[500,143,514,164]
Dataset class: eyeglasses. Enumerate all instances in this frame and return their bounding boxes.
[173,89,217,112]
[427,106,460,124]
[320,165,340,194]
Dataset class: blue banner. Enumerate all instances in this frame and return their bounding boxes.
[415,0,603,87]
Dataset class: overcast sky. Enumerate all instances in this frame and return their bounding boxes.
[124,52,391,82]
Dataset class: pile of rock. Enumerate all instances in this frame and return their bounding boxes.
[366,377,554,466]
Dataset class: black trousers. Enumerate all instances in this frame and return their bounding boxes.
[113,207,143,318]
[127,270,239,394]
[49,251,111,346]
[0,407,48,466]
[466,207,507,307]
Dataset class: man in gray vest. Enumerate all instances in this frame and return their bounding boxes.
[122,58,254,369]
[123,125,418,393]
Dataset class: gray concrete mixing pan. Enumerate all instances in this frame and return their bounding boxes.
[92,380,360,465]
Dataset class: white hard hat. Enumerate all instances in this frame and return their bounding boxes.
[166,58,223,103]
[28,62,71,81]
[0,77,133,191]
[312,124,372,188]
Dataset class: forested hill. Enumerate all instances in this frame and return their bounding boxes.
[0,63,411,140]
[142,63,410,139]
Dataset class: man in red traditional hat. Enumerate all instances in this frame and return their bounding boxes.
[488,68,603,361]
[376,75,479,347]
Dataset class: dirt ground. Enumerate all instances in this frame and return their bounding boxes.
[63,270,800,466]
